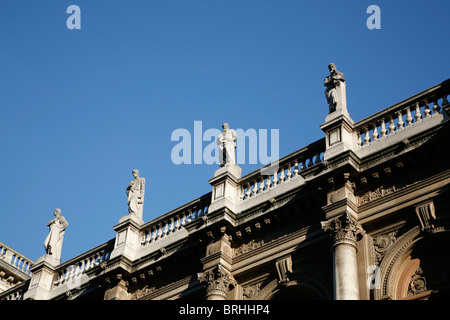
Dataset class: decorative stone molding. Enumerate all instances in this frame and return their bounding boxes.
[415,200,436,232]
[198,265,236,300]
[375,226,422,299]
[321,213,364,248]
[275,256,293,286]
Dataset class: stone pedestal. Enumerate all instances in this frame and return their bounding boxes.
[110,213,144,262]
[208,163,242,214]
[320,111,356,161]
[23,255,59,300]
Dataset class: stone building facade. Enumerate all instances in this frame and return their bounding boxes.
[1,76,449,301]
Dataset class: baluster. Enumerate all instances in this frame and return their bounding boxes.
[141,231,148,244]
[286,163,292,180]
[63,268,70,283]
[265,176,271,190]
[405,106,413,126]
[443,94,449,106]
[414,102,422,122]
[314,152,321,164]
[94,252,101,266]
[397,111,404,129]
[157,223,163,239]
[245,182,251,199]
[300,160,306,171]
[187,210,193,223]
[79,259,86,275]
[363,127,370,145]
[432,98,441,114]
[175,215,181,230]
[272,170,279,186]
[388,116,396,133]
[372,123,379,141]
[10,255,17,268]
[279,167,285,183]
[252,180,258,195]
[162,221,168,236]
[293,160,299,177]
[380,118,387,137]
[357,131,362,147]
[181,213,187,227]
[423,99,431,118]
[167,217,174,234]
[151,226,157,242]
[259,176,264,193]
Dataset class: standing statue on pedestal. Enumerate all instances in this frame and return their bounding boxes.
[44,208,68,262]
[217,123,237,167]
[126,169,145,219]
[324,63,347,114]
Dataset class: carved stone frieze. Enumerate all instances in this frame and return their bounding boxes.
[234,239,265,257]
[131,284,156,300]
[359,186,397,205]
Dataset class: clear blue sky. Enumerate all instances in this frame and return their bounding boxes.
[1,0,449,262]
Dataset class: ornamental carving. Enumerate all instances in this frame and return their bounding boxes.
[198,266,236,298]
[373,231,398,264]
[321,213,364,247]
[131,285,156,300]
[234,239,265,257]
[359,186,397,205]
[242,282,262,300]
[407,266,427,297]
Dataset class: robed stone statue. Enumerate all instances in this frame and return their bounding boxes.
[44,208,68,262]
[126,169,146,219]
[217,123,237,167]
[324,63,347,114]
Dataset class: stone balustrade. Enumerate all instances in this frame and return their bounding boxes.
[0,241,34,276]
[140,193,211,246]
[239,139,325,201]
[0,282,28,300]
[53,240,114,288]
[355,81,450,147]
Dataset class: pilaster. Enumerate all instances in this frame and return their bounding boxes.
[198,228,236,300]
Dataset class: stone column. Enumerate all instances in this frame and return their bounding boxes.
[198,228,235,300]
[322,213,364,300]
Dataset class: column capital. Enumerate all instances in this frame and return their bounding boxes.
[198,265,236,300]
[321,213,365,249]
